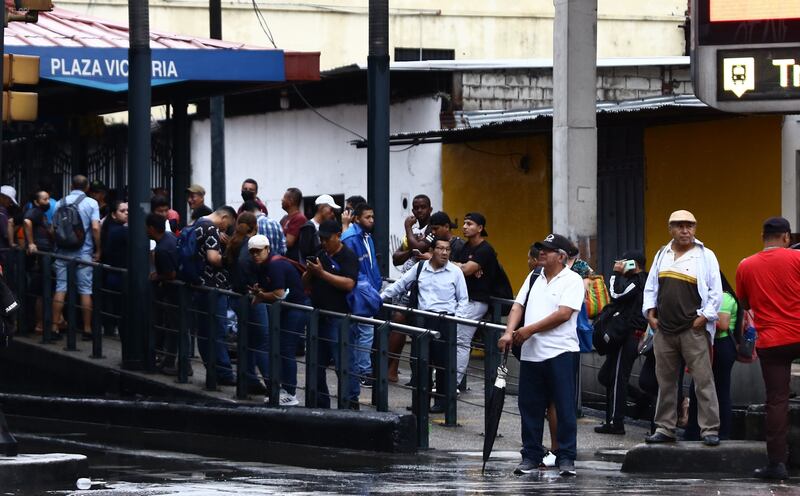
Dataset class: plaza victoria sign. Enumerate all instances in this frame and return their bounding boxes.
[1,46,286,92]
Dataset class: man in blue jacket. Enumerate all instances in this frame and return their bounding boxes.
[341,202,381,387]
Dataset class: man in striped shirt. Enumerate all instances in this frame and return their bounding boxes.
[642,209,722,447]
[243,200,287,256]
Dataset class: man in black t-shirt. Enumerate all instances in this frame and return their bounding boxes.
[303,219,360,409]
[146,213,182,373]
[193,206,237,385]
[453,212,498,387]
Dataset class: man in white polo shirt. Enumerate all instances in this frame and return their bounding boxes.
[642,209,722,446]
[498,233,585,477]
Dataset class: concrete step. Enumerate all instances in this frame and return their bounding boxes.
[622,440,767,474]
[0,453,87,488]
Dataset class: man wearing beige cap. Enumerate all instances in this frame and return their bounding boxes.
[186,184,212,224]
[642,209,722,446]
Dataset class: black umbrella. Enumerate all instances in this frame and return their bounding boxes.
[482,348,510,474]
[0,273,19,348]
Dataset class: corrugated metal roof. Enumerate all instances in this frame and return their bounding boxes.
[457,94,706,128]
[4,6,266,50]
[324,56,689,75]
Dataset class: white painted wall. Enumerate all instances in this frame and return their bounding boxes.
[782,115,800,230]
[190,95,443,277]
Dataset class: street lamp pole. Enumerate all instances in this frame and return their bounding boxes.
[125,0,153,370]
[367,0,390,276]
[209,0,226,209]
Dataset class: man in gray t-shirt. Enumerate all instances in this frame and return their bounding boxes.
[51,175,101,339]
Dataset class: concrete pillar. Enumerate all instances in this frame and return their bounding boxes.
[552,0,598,260]
[781,115,800,232]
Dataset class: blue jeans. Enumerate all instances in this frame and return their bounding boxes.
[315,315,360,408]
[355,323,374,380]
[518,352,578,464]
[281,307,309,396]
[194,292,235,381]
[246,303,271,386]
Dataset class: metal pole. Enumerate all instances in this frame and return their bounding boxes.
[236,293,250,400]
[172,99,190,225]
[373,321,390,411]
[0,8,5,176]
[126,0,152,370]
[209,0,226,209]
[367,0,390,277]
[305,309,320,408]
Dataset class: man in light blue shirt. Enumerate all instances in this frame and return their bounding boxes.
[381,237,468,412]
[242,200,287,256]
[51,175,101,340]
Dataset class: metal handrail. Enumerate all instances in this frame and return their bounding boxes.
[382,302,505,331]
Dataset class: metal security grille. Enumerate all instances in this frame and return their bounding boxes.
[597,126,645,275]
[394,47,455,62]
[1,123,173,204]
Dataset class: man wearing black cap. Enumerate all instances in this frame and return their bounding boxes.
[594,250,648,435]
[429,211,465,262]
[303,219,361,409]
[453,212,498,388]
[736,216,800,480]
[498,233,585,476]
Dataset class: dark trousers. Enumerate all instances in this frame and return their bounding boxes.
[686,335,737,440]
[598,334,638,425]
[518,351,578,464]
[153,284,181,367]
[757,341,800,464]
[427,316,453,407]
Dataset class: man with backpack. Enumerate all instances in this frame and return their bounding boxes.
[453,212,499,389]
[51,175,101,339]
[380,237,468,413]
[341,203,382,388]
[594,250,648,435]
[178,205,237,385]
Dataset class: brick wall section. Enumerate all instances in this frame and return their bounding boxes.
[458,65,693,111]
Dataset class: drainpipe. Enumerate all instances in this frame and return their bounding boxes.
[367,0,390,276]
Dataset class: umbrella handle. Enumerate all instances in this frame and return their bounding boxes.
[502,346,509,367]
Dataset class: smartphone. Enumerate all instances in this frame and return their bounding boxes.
[623,259,637,272]
[305,256,318,265]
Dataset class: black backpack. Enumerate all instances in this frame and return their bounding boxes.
[53,194,87,250]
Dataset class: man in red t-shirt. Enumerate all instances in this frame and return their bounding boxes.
[736,216,800,480]
[280,187,307,263]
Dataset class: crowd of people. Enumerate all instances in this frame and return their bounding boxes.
[1,176,797,480]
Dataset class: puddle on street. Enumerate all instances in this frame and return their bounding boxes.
[4,434,799,495]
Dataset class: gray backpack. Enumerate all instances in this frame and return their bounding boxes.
[53,194,87,250]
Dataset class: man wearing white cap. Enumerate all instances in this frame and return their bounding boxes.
[297,194,340,264]
[642,209,722,446]
[0,185,18,262]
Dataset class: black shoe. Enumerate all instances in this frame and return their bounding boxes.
[754,463,788,480]
[45,332,63,342]
[247,381,268,395]
[558,461,577,477]
[594,422,625,435]
[702,435,720,446]
[81,332,93,341]
[217,376,237,387]
[348,400,360,411]
[644,432,676,443]
[429,403,446,414]
[360,378,374,389]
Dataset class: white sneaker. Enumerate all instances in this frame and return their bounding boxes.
[540,451,557,468]
[278,389,299,407]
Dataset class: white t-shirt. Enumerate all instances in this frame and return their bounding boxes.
[514,267,585,362]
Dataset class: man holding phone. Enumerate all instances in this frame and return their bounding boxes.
[595,250,648,435]
[302,219,361,409]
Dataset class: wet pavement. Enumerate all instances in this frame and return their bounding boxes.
[5,434,798,495]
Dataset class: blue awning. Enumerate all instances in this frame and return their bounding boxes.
[6,46,286,92]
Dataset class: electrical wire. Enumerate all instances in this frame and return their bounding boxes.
[251,0,278,48]
[249,1,372,143]
[291,85,367,141]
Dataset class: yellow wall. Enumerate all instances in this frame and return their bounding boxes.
[643,115,782,285]
[442,136,551,290]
